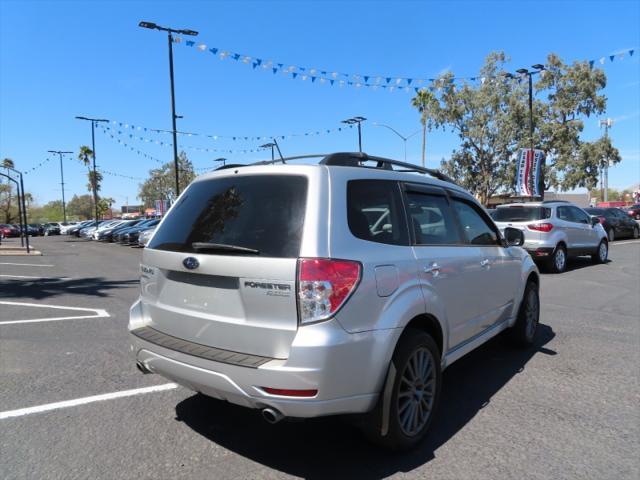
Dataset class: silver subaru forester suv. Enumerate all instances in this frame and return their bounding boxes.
[129,153,539,450]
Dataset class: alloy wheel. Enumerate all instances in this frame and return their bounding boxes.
[397,347,436,437]
[599,241,608,262]
[555,248,566,272]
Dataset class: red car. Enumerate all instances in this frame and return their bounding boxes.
[0,223,20,238]
[626,204,640,220]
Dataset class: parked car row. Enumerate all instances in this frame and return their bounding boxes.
[70,218,159,247]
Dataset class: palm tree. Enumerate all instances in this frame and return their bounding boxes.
[2,158,14,170]
[2,158,15,216]
[78,146,98,218]
[411,89,438,168]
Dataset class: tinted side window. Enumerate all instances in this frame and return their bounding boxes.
[557,206,573,221]
[347,180,408,245]
[570,207,590,224]
[451,199,500,246]
[406,193,461,245]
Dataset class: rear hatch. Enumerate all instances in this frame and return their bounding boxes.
[140,173,308,359]
[492,205,551,247]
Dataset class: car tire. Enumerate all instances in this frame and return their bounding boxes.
[592,239,608,264]
[547,244,567,273]
[633,225,639,239]
[362,329,442,451]
[509,281,539,346]
[607,228,615,242]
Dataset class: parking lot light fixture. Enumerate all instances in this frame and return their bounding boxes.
[373,123,420,161]
[260,143,276,161]
[213,157,226,167]
[341,117,367,152]
[139,21,198,198]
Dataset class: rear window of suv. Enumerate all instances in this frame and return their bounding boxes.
[148,175,308,257]
[493,206,551,222]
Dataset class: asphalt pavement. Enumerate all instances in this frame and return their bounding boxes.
[1,236,639,479]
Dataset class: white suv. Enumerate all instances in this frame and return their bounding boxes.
[492,201,608,273]
[129,153,540,449]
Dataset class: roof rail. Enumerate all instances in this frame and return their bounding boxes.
[541,200,571,204]
[213,151,456,184]
[320,152,456,184]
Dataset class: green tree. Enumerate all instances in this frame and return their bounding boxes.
[67,194,95,220]
[138,151,195,208]
[411,89,441,168]
[78,146,100,216]
[1,158,16,222]
[434,52,527,204]
[97,197,115,218]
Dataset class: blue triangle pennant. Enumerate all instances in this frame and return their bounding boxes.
[186,40,195,47]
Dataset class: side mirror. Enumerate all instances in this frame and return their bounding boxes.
[590,216,600,227]
[504,227,525,247]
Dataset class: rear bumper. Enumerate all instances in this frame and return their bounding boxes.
[525,246,555,258]
[128,299,395,418]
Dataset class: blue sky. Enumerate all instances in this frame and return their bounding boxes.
[1,0,639,207]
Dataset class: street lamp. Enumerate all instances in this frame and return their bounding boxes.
[505,64,545,198]
[139,20,198,198]
[1,166,30,253]
[372,123,421,161]
[213,157,226,167]
[75,116,109,226]
[260,143,276,161]
[47,150,73,223]
[342,116,367,152]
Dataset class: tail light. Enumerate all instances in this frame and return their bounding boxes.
[297,258,361,324]
[528,223,554,232]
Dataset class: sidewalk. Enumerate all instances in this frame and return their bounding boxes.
[0,238,42,256]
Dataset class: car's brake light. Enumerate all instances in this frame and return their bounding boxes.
[297,258,361,324]
[528,223,554,232]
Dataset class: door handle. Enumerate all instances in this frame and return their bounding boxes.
[480,258,491,267]
[423,263,441,276]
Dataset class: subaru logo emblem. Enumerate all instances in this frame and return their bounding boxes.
[183,257,199,270]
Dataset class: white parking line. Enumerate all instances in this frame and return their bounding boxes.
[0,301,109,325]
[611,240,640,246]
[0,262,55,267]
[0,383,178,420]
[0,274,70,280]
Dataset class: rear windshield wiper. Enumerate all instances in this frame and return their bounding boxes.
[191,242,260,254]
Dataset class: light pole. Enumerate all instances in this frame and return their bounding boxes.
[48,150,73,223]
[342,116,367,152]
[599,118,613,203]
[213,157,226,167]
[139,21,198,198]
[505,64,545,198]
[260,143,276,161]
[2,167,30,253]
[75,116,109,226]
[373,123,421,161]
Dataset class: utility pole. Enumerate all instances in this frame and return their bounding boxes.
[48,150,73,223]
[599,118,613,203]
[139,21,198,197]
[75,116,109,226]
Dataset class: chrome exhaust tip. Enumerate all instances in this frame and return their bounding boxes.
[261,408,284,424]
[136,361,151,374]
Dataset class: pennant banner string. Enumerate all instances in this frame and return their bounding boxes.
[102,118,353,142]
[174,35,637,92]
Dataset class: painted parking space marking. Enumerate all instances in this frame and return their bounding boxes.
[0,383,178,420]
[0,274,70,280]
[0,262,55,267]
[0,301,109,325]
[611,240,640,246]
